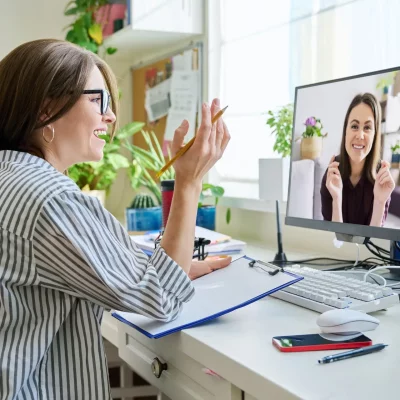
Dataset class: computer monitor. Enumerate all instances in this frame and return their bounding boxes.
[286,66,400,243]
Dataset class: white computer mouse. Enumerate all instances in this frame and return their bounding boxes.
[316,309,380,334]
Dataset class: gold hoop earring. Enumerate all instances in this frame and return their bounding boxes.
[42,125,55,143]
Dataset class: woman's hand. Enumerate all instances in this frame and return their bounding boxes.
[373,160,395,205]
[326,155,343,201]
[188,256,232,280]
[171,98,230,188]
[160,99,229,273]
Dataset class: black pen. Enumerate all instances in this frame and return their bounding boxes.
[318,343,388,364]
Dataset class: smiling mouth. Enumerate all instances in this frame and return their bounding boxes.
[352,144,365,150]
[93,130,107,138]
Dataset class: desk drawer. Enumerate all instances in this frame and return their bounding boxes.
[117,322,241,400]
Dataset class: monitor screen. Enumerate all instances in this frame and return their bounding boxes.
[286,67,400,242]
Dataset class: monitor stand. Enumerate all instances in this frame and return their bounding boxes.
[335,235,400,281]
[381,241,400,282]
[335,233,369,245]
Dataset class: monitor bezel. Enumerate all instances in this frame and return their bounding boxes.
[285,65,400,242]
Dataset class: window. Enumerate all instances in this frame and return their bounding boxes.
[208,0,400,200]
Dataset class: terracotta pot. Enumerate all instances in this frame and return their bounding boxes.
[300,137,323,160]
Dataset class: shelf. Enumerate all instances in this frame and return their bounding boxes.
[104,25,201,62]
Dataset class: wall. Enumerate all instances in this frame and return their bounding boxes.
[0,0,70,59]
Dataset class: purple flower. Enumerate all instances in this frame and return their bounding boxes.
[305,117,316,126]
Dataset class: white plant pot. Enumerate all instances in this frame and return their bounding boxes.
[83,189,106,207]
[258,157,290,201]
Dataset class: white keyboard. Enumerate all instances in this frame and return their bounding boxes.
[270,265,399,313]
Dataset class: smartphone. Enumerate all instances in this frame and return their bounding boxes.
[272,333,372,352]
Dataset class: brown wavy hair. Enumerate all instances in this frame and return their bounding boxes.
[339,92,381,184]
[0,39,119,157]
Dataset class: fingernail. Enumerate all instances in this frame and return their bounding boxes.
[203,102,208,110]
[181,119,188,127]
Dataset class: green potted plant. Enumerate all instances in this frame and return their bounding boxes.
[64,0,117,56]
[124,129,171,231]
[376,72,397,100]
[124,129,231,230]
[259,103,293,201]
[266,103,293,158]
[197,183,230,230]
[299,116,328,160]
[391,142,400,169]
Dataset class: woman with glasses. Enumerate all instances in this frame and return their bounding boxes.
[0,39,231,400]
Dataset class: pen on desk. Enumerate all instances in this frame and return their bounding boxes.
[318,343,388,364]
[155,105,228,179]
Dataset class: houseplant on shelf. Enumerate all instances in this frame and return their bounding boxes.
[259,103,293,201]
[299,116,327,160]
[124,129,231,231]
[64,0,118,56]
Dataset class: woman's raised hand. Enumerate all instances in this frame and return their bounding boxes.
[326,155,343,201]
[171,98,230,187]
[374,160,395,205]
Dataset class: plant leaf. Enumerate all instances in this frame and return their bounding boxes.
[66,30,77,42]
[106,47,118,55]
[210,186,224,197]
[88,23,103,45]
[226,208,231,224]
[106,153,130,169]
[117,122,145,139]
[65,7,79,15]
[77,41,98,53]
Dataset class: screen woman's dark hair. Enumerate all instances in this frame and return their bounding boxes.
[0,39,119,156]
[339,92,381,184]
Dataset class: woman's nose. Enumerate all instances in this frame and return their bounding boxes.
[103,107,116,124]
[357,130,365,139]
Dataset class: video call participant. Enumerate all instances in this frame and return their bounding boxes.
[321,92,395,227]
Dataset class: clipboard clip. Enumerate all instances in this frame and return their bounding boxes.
[248,260,283,276]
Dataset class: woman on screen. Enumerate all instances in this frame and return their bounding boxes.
[320,92,395,227]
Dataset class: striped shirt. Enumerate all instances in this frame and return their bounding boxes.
[0,150,195,400]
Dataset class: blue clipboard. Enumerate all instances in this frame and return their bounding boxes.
[112,255,302,339]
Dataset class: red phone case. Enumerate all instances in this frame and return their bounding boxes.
[272,338,372,352]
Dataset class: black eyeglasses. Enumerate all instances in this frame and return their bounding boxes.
[83,89,111,115]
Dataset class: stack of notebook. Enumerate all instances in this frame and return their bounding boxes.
[130,226,246,256]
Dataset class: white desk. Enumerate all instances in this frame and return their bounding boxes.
[102,246,400,400]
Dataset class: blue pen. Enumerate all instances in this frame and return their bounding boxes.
[318,343,388,364]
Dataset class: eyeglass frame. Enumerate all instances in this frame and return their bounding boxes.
[83,89,111,115]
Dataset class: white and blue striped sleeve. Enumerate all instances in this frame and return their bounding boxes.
[32,191,195,322]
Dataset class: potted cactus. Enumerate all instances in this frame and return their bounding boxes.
[125,193,162,232]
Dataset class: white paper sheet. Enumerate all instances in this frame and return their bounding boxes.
[144,78,171,122]
[164,70,199,141]
[172,49,193,71]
